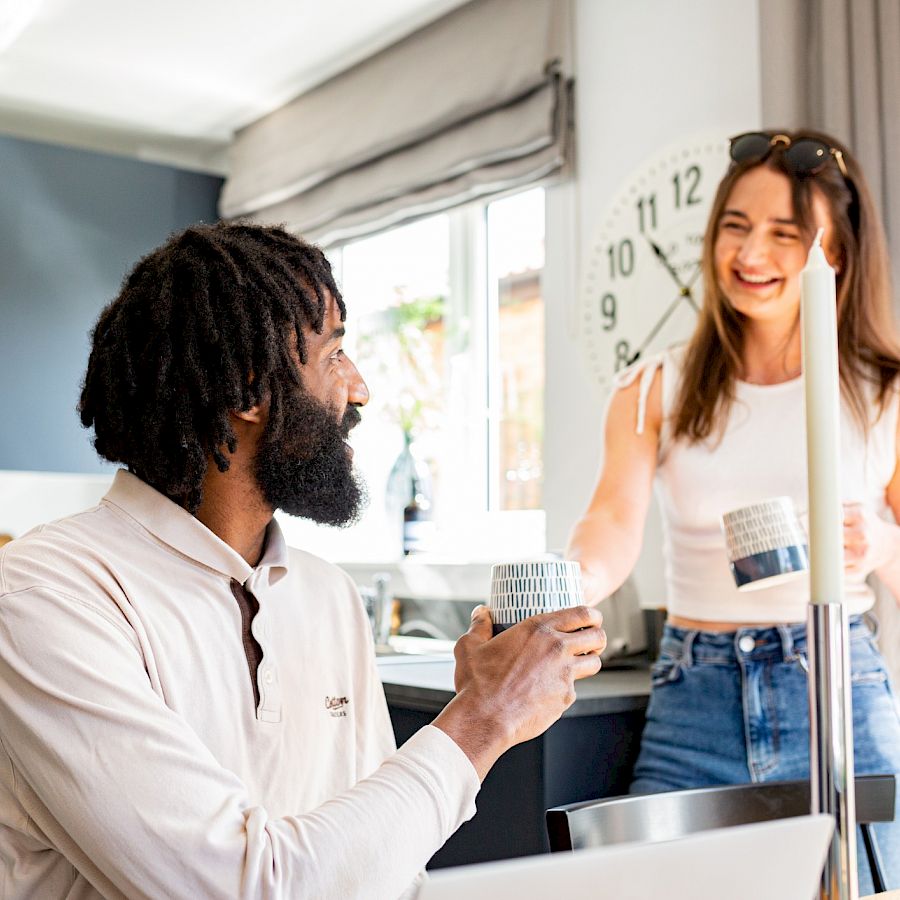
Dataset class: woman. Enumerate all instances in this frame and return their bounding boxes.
[567,129,900,891]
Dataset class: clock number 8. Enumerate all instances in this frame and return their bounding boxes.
[614,340,632,372]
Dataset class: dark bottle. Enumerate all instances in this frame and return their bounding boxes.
[403,474,434,555]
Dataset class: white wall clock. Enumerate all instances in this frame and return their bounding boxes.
[580,136,730,395]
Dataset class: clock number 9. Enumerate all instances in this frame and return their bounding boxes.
[606,239,634,280]
[599,292,617,331]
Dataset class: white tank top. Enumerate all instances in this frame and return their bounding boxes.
[618,345,899,622]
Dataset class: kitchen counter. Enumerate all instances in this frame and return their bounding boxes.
[378,655,651,716]
[378,654,652,869]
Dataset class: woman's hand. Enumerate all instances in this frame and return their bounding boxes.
[579,566,610,607]
[843,502,899,575]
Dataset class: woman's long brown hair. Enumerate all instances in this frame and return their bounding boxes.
[672,128,900,442]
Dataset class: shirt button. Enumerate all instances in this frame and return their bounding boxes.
[738,635,756,653]
[264,671,274,684]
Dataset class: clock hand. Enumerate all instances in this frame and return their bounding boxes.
[646,237,692,295]
[626,292,690,365]
[682,263,703,312]
[627,245,704,364]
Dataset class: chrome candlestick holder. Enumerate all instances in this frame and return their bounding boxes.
[802,229,858,899]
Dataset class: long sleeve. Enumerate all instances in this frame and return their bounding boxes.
[0,583,478,900]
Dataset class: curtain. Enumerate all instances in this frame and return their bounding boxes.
[219,0,572,246]
[759,0,900,296]
[760,0,900,688]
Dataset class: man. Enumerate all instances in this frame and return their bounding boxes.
[0,223,605,899]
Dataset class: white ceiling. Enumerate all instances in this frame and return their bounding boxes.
[0,0,470,173]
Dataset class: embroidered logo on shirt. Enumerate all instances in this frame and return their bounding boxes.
[325,695,349,718]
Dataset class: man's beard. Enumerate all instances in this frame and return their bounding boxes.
[253,387,366,526]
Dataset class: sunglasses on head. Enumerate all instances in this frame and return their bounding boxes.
[729,132,849,180]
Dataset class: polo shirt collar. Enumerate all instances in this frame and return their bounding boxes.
[103,469,289,586]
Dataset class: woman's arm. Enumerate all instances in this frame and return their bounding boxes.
[845,404,900,605]
[566,368,663,606]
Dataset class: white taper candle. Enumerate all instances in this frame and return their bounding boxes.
[801,227,845,605]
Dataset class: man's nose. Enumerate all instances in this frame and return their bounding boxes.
[346,359,369,407]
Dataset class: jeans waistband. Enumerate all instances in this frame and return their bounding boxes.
[660,615,871,666]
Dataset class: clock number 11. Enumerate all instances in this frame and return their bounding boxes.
[636,164,704,231]
[637,195,657,232]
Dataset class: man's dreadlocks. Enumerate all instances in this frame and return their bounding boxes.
[78,222,345,513]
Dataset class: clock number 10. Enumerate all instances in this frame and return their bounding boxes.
[607,239,634,280]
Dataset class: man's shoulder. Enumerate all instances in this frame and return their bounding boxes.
[283,545,357,594]
[0,502,135,596]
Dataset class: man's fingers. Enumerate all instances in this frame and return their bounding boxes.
[532,605,603,633]
[571,653,604,680]
[467,605,493,639]
[454,606,492,667]
[564,624,607,657]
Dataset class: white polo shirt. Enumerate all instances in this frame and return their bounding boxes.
[0,470,478,899]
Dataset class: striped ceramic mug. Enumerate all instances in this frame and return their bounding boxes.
[721,496,809,591]
[488,559,584,635]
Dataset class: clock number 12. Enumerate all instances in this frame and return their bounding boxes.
[673,165,702,209]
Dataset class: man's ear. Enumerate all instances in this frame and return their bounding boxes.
[232,404,265,425]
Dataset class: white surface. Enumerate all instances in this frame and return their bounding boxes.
[0,0,469,172]
[0,469,113,538]
[0,0,766,611]
[418,815,833,900]
[542,0,763,608]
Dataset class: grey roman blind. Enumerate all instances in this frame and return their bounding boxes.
[219,0,572,246]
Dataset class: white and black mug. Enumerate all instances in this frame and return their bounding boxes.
[488,559,584,635]
[721,496,809,591]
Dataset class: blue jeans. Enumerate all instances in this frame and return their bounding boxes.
[630,616,900,893]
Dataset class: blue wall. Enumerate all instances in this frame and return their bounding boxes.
[0,135,222,473]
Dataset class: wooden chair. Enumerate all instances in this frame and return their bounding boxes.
[547,774,895,894]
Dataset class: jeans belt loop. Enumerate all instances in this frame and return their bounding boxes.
[680,630,697,668]
[777,624,795,664]
[862,610,880,640]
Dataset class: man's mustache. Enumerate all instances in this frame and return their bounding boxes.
[341,405,362,437]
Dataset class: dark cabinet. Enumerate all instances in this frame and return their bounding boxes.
[380,660,650,868]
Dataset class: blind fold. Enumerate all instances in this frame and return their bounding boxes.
[219,0,572,245]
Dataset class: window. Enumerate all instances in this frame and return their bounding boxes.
[276,188,545,562]
[488,189,545,512]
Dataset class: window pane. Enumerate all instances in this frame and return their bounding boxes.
[488,188,545,511]
[339,215,452,555]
